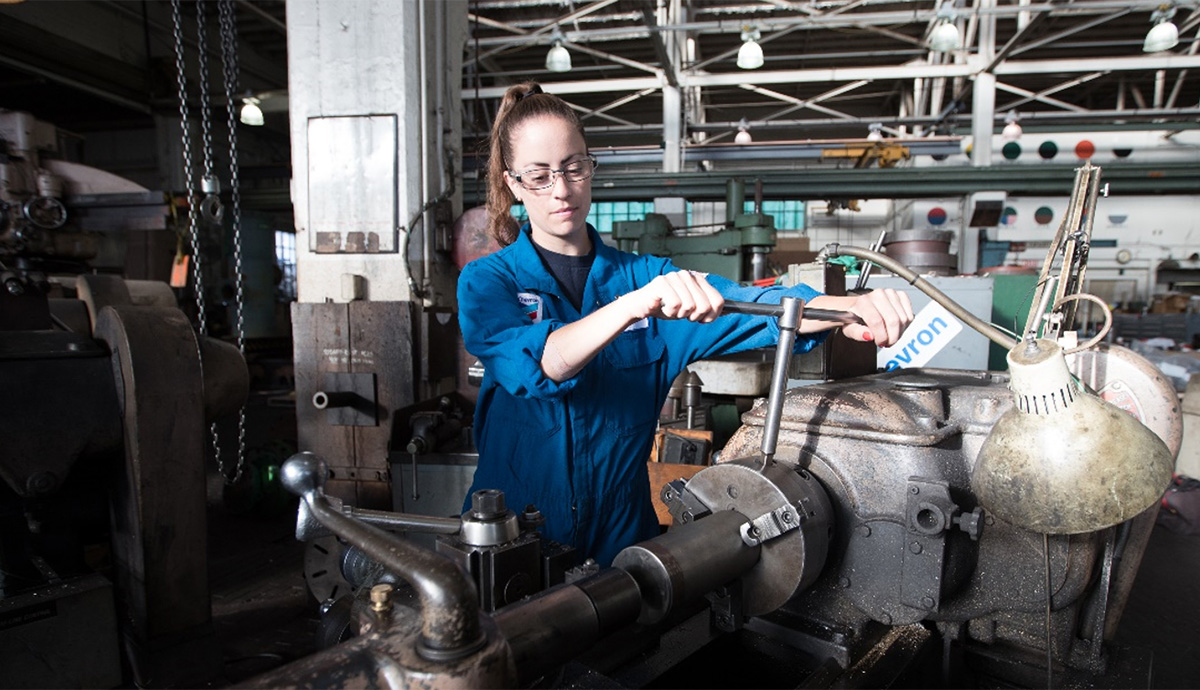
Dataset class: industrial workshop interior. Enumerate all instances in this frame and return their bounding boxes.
[4,0,1200,688]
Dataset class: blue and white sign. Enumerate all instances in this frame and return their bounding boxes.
[878,301,964,371]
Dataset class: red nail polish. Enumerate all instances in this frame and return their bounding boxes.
[862,331,874,342]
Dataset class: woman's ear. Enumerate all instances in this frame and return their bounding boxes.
[503,171,522,202]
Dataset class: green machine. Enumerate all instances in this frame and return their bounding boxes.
[612,179,776,283]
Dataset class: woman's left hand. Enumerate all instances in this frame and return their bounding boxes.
[807,289,915,347]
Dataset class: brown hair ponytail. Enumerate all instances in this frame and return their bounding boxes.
[485,83,587,247]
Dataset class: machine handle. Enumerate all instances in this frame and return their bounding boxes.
[723,300,864,326]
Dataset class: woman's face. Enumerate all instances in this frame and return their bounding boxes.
[504,114,593,254]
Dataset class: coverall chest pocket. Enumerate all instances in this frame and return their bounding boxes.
[600,328,666,436]
[485,392,562,440]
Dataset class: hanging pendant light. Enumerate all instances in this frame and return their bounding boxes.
[929,6,961,53]
[1143,4,1179,52]
[240,95,264,126]
[734,118,752,144]
[546,40,572,73]
[737,27,764,70]
[1001,111,1022,141]
[866,123,884,141]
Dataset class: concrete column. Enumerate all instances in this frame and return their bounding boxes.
[287,0,464,305]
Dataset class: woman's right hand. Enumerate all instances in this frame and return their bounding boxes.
[621,270,725,323]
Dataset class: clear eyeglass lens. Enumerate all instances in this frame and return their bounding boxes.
[516,158,595,190]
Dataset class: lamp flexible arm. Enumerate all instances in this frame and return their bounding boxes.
[819,243,1020,350]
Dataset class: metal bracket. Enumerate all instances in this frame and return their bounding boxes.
[661,479,711,525]
[740,502,803,547]
[316,372,378,426]
[900,477,958,612]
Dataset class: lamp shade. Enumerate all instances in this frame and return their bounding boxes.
[972,338,1174,534]
[240,99,264,126]
[737,39,764,70]
[546,42,572,72]
[1001,121,1022,141]
[929,21,961,52]
[1143,20,1179,52]
[734,129,752,144]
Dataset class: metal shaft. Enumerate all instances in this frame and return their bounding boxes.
[763,297,800,462]
[348,507,462,535]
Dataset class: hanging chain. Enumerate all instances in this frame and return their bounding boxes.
[218,0,247,485]
[196,0,225,229]
[172,0,202,329]
[193,0,227,476]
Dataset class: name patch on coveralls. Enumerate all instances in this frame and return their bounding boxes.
[517,292,544,323]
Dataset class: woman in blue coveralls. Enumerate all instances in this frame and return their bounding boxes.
[458,83,914,567]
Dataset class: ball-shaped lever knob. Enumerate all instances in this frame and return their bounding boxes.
[280,452,328,498]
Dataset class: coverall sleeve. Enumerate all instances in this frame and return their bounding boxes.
[655,265,829,372]
[458,260,578,400]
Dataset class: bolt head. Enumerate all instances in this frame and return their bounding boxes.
[471,489,507,519]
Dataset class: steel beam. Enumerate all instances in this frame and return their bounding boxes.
[463,162,1200,203]
[463,55,1200,100]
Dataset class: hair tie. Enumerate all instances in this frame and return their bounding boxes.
[516,84,544,102]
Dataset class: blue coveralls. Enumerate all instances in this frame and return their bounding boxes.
[458,225,825,566]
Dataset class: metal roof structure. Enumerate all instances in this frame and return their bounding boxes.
[0,1,1196,195]
[464,0,1200,149]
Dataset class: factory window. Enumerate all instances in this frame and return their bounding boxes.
[753,200,806,231]
[275,230,297,301]
[588,201,655,234]
[511,201,656,235]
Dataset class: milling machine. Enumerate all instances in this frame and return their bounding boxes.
[0,111,250,687]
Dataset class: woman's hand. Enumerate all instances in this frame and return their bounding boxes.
[621,270,725,323]
[807,289,915,347]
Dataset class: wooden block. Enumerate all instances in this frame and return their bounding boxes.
[649,427,713,464]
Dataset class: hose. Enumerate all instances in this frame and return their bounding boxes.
[818,244,1020,350]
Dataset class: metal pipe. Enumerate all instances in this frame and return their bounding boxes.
[348,507,462,535]
[819,244,1020,349]
[280,452,485,662]
[723,299,864,326]
[418,0,433,305]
